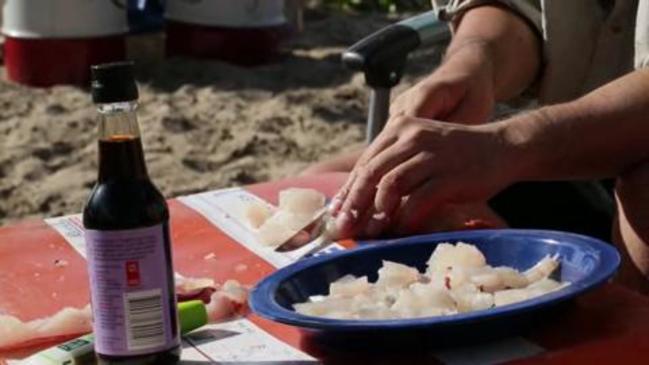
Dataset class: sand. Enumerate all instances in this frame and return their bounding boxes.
[0,10,443,224]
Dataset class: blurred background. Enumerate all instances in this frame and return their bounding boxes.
[0,0,441,224]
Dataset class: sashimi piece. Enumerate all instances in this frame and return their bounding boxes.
[443,266,472,290]
[469,267,507,292]
[292,242,568,320]
[527,278,570,297]
[355,306,397,320]
[0,275,248,351]
[175,273,216,295]
[376,261,420,288]
[494,267,529,289]
[390,290,420,318]
[0,305,92,350]
[205,280,249,322]
[221,279,249,304]
[391,288,456,318]
[524,255,560,283]
[449,283,491,312]
[244,201,274,229]
[256,211,301,247]
[293,297,354,317]
[408,283,456,309]
[248,188,329,248]
[465,292,494,311]
[330,276,370,297]
[494,288,532,306]
[427,242,487,274]
[418,307,458,317]
[279,188,326,217]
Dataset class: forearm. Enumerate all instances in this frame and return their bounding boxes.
[445,5,541,101]
[504,69,649,181]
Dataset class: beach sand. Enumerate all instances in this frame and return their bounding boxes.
[0,10,442,224]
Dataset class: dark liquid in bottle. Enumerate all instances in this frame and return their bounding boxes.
[83,135,180,365]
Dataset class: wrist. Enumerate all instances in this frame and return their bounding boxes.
[443,37,496,77]
[438,38,498,96]
[490,109,551,184]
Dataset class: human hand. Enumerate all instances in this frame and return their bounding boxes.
[389,41,496,125]
[330,116,519,238]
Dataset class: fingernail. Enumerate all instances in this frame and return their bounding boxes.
[372,211,387,221]
[328,198,343,215]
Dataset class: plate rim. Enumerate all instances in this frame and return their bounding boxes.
[250,229,621,331]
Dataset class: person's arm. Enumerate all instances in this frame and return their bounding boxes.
[499,69,649,283]
[390,5,541,122]
[444,5,541,102]
[503,69,649,181]
[302,4,541,177]
[333,69,649,240]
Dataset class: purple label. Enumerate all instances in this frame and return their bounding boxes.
[85,224,179,356]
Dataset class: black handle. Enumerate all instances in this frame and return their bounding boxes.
[342,11,450,89]
[342,24,420,89]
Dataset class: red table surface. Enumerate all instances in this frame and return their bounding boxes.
[0,173,647,364]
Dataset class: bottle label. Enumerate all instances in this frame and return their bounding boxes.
[85,224,179,356]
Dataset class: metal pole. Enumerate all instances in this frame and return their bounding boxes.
[366,87,391,143]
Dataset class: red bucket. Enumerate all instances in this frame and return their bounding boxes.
[2,0,128,87]
[4,36,126,87]
[166,21,290,66]
[165,0,291,65]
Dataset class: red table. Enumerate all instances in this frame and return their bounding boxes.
[1,173,647,364]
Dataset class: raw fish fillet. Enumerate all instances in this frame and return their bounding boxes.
[0,305,92,351]
[244,201,274,229]
[256,211,302,247]
[279,188,326,217]
[294,242,568,320]
[376,261,420,288]
[0,275,249,351]
[427,242,487,274]
[330,276,370,297]
[246,188,329,249]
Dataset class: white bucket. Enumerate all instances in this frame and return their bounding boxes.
[2,0,128,38]
[166,0,287,28]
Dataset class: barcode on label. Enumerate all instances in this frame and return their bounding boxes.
[124,289,166,350]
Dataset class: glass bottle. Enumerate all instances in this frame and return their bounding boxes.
[83,62,180,365]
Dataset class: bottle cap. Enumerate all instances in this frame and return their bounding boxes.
[91,61,139,104]
[178,300,208,334]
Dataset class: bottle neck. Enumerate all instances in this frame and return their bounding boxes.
[96,101,149,182]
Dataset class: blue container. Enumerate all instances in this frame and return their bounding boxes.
[251,229,620,349]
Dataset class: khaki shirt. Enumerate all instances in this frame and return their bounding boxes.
[432,0,645,104]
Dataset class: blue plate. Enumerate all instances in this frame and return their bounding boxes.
[250,229,620,346]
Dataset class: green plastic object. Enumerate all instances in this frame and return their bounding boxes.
[179,300,208,334]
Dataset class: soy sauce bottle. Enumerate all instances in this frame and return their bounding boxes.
[83,62,180,365]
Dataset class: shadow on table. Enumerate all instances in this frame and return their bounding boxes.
[185,328,240,345]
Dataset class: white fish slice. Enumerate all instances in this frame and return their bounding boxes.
[275,207,332,255]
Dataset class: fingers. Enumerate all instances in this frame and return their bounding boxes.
[393,179,453,234]
[337,141,418,234]
[374,151,437,217]
[331,117,406,215]
[329,133,397,212]
[390,81,454,119]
